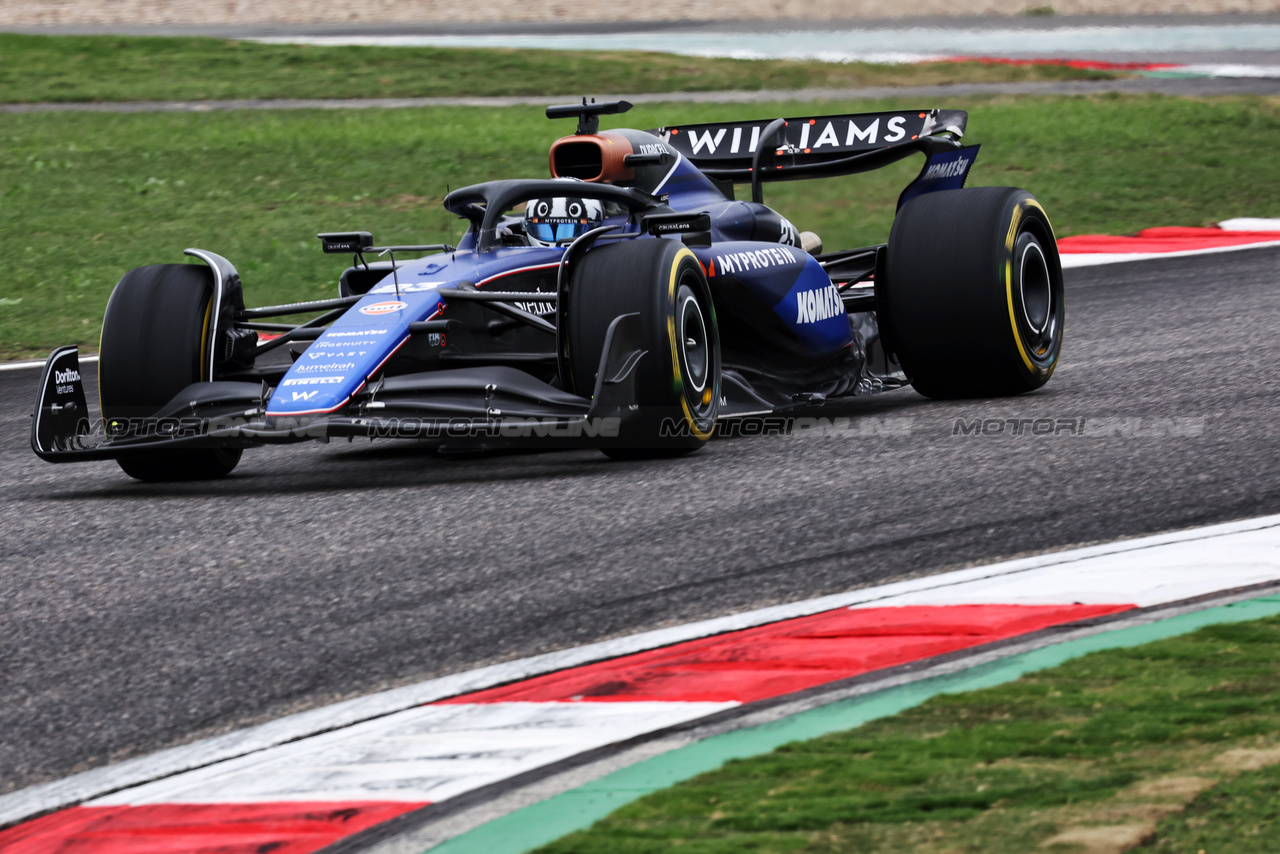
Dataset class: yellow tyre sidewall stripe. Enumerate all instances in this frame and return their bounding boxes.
[1003,199,1058,380]
[667,247,714,442]
[199,296,213,382]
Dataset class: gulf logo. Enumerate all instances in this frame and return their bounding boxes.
[359,300,407,316]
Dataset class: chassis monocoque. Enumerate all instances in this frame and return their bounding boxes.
[32,99,1064,481]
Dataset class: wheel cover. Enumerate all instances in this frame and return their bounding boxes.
[1013,234,1062,369]
[1005,207,1064,377]
[678,290,710,394]
[1019,241,1054,343]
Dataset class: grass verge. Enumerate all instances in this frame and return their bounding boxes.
[535,613,1280,854]
[1,94,1278,360]
[0,33,1111,104]
[1145,762,1280,851]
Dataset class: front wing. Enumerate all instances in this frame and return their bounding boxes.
[32,315,648,462]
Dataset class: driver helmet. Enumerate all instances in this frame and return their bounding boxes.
[524,196,604,246]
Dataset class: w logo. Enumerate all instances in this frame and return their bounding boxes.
[291,391,320,402]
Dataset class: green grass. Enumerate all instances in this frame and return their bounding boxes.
[535,615,1280,854]
[1145,763,1280,851]
[0,33,1110,104]
[2,94,1278,360]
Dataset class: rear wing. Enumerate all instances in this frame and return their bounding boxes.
[652,109,969,203]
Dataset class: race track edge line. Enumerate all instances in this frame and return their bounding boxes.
[0,355,96,372]
[1060,238,1280,267]
[421,590,1280,854]
[3,511,1280,830]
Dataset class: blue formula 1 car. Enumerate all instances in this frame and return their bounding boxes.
[32,99,1064,481]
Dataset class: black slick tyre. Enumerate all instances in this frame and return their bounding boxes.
[566,239,721,458]
[882,187,1064,399]
[99,263,242,481]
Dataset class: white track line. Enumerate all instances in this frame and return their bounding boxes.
[848,526,1280,608]
[1060,239,1280,267]
[1220,218,1280,231]
[0,355,96,373]
[90,702,734,806]
[4,512,1280,827]
[1176,64,1280,79]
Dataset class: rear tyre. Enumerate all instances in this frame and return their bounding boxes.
[567,239,720,458]
[99,263,242,481]
[882,187,1064,399]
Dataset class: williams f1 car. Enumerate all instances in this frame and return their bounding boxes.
[33,99,1064,480]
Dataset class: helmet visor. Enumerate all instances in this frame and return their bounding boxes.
[527,219,589,244]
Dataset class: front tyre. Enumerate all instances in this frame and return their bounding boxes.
[567,239,721,458]
[99,263,242,481]
[882,187,1064,399]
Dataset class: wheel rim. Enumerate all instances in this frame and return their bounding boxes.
[679,291,709,394]
[1014,231,1062,365]
[1019,242,1052,336]
[674,272,718,426]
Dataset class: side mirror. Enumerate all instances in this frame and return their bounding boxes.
[317,232,374,254]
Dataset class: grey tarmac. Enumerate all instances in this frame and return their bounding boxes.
[3,247,1280,797]
[2,76,1279,115]
[8,12,1278,37]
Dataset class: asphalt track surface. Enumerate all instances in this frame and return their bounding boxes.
[2,77,1278,115]
[3,246,1280,798]
[12,12,1278,38]
[12,14,1280,70]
